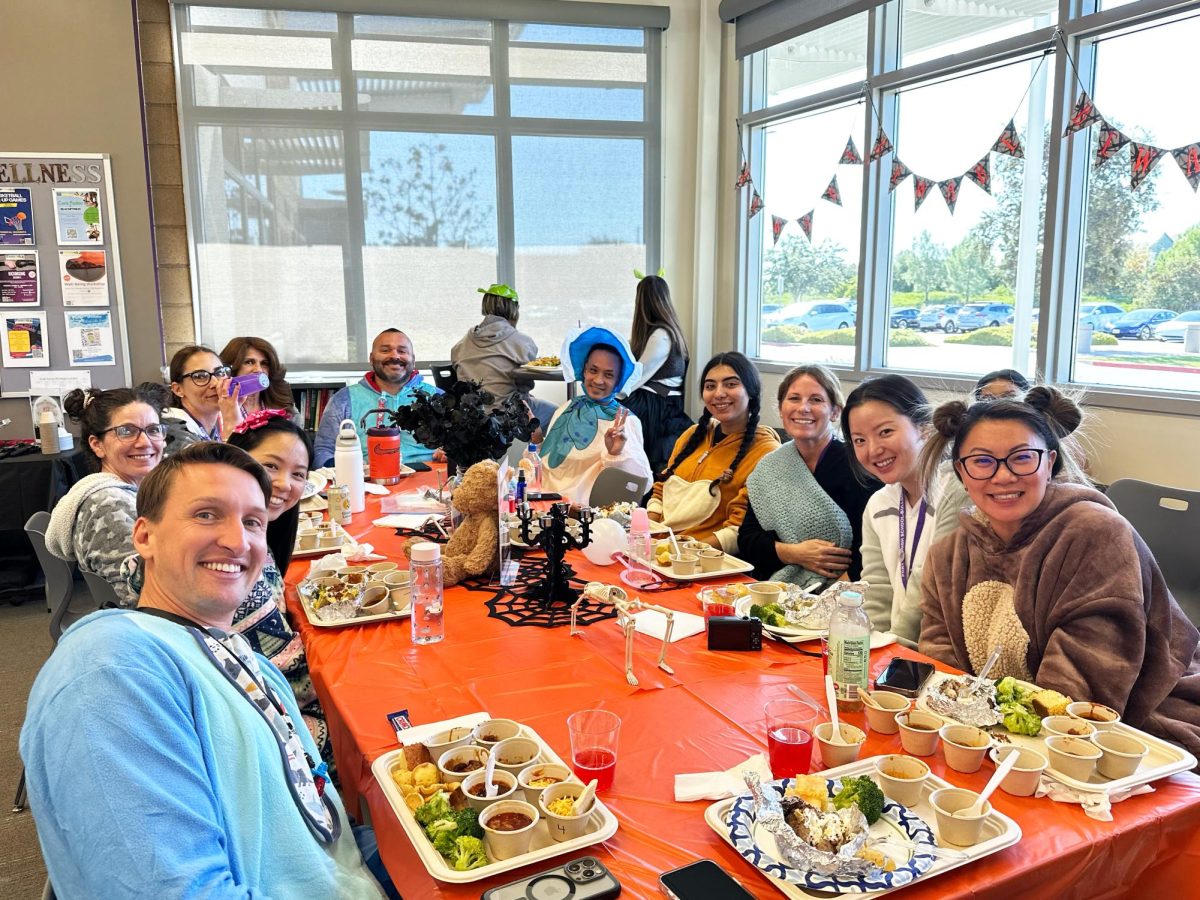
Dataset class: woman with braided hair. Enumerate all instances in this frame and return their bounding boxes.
[919,387,1200,761]
[648,352,779,551]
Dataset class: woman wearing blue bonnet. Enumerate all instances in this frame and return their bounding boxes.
[540,325,653,505]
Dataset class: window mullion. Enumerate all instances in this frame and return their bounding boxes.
[337,11,369,362]
[493,21,516,289]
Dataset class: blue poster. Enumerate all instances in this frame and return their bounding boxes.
[0,188,35,245]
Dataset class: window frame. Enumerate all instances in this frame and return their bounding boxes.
[736,0,1200,414]
[172,4,662,370]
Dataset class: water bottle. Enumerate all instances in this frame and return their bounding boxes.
[333,418,365,514]
[627,507,652,564]
[827,590,870,713]
[522,443,543,491]
[514,470,527,504]
[410,542,444,645]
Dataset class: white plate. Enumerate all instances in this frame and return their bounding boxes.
[520,364,563,376]
[916,672,1198,795]
[704,756,1022,898]
[371,713,619,884]
[302,470,328,500]
[733,595,827,641]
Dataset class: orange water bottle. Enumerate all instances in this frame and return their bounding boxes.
[361,399,402,485]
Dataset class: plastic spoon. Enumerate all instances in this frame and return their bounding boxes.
[955,748,1019,818]
[966,646,1003,697]
[824,674,848,745]
[666,527,682,558]
[483,750,499,799]
[574,779,599,815]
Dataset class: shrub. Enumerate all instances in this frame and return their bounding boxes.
[945,326,1014,346]
[764,328,930,347]
[762,325,808,343]
[1090,332,1118,346]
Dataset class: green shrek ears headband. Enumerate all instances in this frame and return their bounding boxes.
[478,283,519,303]
[632,267,666,279]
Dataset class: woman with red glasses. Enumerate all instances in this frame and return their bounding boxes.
[918,387,1200,761]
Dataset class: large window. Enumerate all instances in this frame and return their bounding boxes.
[176,6,660,365]
[739,0,1200,405]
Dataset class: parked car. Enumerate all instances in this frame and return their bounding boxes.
[957,303,1015,331]
[1154,310,1200,342]
[1107,308,1177,340]
[890,308,921,328]
[775,301,856,332]
[1079,302,1125,331]
[917,305,968,332]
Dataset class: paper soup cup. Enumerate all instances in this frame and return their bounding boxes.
[874,754,930,808]
[538,781,593,842]
[460,769,518,813]
[480,800,540,861]
[813,721,866,768]
[492,737,541,775]
[670,553,699,575]
[747,582,782,605]
[862,691,910,735]
[1067,701,1122,732]
[896,711,943,757]
[1043,715,1096,740]
[472,718,522,749]
[367,561,398,574]
[1045,736,1101,781]
[437,745,490,783]
[517,763,576,805]
[358,585,390,615]
[422,725,474,757]
[698,549,725,572]
[929,787,990,847]
[988,745,1048,797]
[939,724,992,774]
[1092,731,1149,780]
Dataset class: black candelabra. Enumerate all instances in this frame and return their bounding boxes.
[514,501,594,605]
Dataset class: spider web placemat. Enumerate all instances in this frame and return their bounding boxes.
[461,558,618,628]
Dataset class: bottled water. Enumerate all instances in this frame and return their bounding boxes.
[522,443,543,491]
[410,542,444,645]
[828,590,870,712]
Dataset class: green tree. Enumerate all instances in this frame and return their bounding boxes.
[1134,225,1200,312]
[896,230,947,305]
[945,235,997,304]
[764,236,855,300]
[362,139,493,247]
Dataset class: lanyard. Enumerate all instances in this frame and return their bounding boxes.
[898,492,927,590]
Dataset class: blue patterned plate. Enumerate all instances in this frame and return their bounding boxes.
[727,777,937,893]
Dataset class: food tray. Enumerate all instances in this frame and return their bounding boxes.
[703,756,1021,897]
[917,672,1197,795]
[295,578,410,629]
[292,521,357,559]
[645,551,754,582]
[371,712,619,884]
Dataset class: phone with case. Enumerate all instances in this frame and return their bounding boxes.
[481,856,621,899]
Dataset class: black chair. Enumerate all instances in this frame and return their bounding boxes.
[431,364,459,392]
[589,466,651,508]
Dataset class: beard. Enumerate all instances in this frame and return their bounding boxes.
[372,358,412,385]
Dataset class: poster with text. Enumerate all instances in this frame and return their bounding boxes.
[52,189,103,245]
[0,188,35,244]
[2,311,49,368]
[58,250,108,306]
[64,310,115,367]
[0,251,39,305]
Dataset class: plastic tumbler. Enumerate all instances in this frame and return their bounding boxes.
[567,709,621,792]
[765,696,823,779]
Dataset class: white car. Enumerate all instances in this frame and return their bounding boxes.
[1154,310,1200,342]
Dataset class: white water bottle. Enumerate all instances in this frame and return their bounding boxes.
[522,443,543,491]
[627,507,651,564]
[410,542,444,645]
[334,418,365,514]
[828,590,870,713]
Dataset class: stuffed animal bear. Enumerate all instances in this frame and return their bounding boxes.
[404,459,499,585]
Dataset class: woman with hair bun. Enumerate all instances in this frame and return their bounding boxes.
[919,387,1200,760]
[45,384,171,606]
[649,352,779,551]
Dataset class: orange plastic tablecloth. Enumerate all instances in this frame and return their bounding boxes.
[286,476,1200,899]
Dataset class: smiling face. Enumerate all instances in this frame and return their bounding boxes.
[171,350,225,418]
[955,418,1055,543]
[245,430,309,522]
[780,374,837,447]
[703,364,750,431]
[133,463,268,628]
[370,331,414,386]
[848,399,925,490]
[235,346,271,377]
[88,401,164,485]
[582,347,621,401]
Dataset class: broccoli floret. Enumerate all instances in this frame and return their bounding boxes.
[1001,702,1042,736]
[453,808,483,839]
[995,677,1026,707]
[431,829,457,858]
[832,775,885,825]
[451,835,488,871]
[414,793,452,827]
[749,603,787,628]
[426,816,458,837]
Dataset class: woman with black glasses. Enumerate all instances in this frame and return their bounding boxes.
[45,384,171,606]
[162,344,244,453]
[918,387,1200,762]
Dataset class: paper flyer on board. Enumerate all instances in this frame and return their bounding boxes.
[0,251,39,305]
[2,311,49,368]
[53,188,103,244]
[0,188,35,244]
[63,310,115,366]
[58,250,108,306]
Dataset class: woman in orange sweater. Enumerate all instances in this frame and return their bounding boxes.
[648,352,779,551]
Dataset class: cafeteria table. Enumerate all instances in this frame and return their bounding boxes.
[285,471,1200,899]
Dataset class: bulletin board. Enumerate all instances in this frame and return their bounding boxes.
[0,152,132,398]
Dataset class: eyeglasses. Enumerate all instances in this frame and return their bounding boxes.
[957,448,1047,480]
[101,423,167,442]
[179,366,231,386]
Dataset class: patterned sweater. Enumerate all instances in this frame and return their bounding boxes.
[45,472,138,608]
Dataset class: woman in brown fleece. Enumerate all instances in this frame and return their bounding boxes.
[918,387,1200,761]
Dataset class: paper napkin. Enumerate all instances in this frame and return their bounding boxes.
[674,753,774,802]
[1035,775,1154,821]
[627,609,706,643]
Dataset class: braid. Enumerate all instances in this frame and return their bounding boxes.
[712,396,762,494]
[660,411,712,482]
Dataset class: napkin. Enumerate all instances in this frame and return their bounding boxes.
[1035,775,1155,821]
[374,514,440,530]
[363,482,391,495]
[626,609,706,642]
[674,753,774,802]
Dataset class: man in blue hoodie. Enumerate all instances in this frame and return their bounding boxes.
[313,328,440,467]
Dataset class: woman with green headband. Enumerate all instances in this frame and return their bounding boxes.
[452,283,557,426]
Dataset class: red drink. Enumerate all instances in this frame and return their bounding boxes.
[573,748,617,791]
[767,725,814,778]
[705,602,736,621]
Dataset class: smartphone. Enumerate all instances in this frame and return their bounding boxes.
[482,857,620,899]
[659,860,755,900]
[408,461,432,472]
[875,658,936,698]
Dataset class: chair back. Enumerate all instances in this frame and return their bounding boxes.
[24,512,85,642]
[505,439,527,470]
[1107,478,1200,626]
[589,466,650,509]
[431,364,459,392]
[82,569,123,610]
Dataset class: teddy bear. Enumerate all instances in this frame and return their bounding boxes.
[404,459,499,586]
